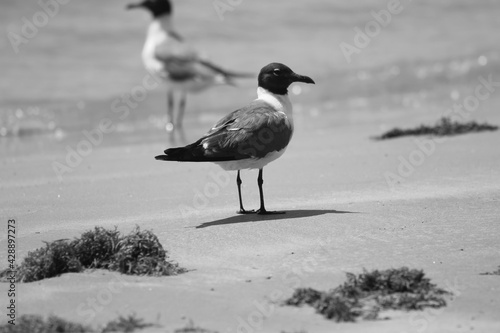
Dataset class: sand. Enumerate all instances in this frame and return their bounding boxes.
[1,0,500,331]
[1,109,500,332]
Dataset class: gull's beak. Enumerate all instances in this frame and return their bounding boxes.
[291,72,315,84]
[126,2,143,10]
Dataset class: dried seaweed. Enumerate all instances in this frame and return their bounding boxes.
[285,267,451,322]
[0,226,185,283]
[375,117,497,140]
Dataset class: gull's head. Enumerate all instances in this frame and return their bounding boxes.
[258,63,315,95]
[127,0,172,18]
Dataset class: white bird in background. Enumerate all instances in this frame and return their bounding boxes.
[127,0,252,142]
[155,63,315,214]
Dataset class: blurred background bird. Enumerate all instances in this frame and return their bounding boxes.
[127,0,253,143]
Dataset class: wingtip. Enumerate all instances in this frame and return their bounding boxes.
[228,72,255,79]
[126,3,141,10]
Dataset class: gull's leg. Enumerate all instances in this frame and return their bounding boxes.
[177,92,187,143]
[166,89,175,133]
[177,92,187,130]
[236,170,255,214]
[256,168,285,215]
[166,89,175,143]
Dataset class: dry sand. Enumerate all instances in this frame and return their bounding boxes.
[1,105,499,332]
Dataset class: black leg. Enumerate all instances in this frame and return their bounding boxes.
[166,90,174,133]
[177,93,187,143]
[256,168,285,215]
[177,93,186,129]
[236,170,255,214]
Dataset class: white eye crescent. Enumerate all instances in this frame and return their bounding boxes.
[273,69,280,76]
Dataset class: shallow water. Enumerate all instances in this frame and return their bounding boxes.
[1,0,499,148]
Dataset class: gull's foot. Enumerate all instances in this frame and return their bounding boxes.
[256,209,285,215]
[237,209,256,215]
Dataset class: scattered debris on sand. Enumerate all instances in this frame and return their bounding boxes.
[480,266,500,276]
[285,267,451,322]
[375,117,498,140]
[174,319,219,333]
[0,313,156,333]
[101,314,156,333]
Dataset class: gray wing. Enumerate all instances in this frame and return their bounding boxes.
[154,39,226,82]
[198,100,293,160]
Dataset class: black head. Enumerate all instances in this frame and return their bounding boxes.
[127,0,172,18]
[257,63,315,95]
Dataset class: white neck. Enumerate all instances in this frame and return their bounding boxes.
[256,87,293,117]
[149,15,175,35]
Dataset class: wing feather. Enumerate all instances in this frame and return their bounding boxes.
[151,34,250,83]
[152,37,219,82]
[198,100,293,161]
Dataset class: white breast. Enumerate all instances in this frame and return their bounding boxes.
[142,21,169,76]
[215,149,288,171]
[256,87,294,136]
[214,88,294,171]
[256,87,293,123]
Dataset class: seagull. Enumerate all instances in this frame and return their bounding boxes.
[127,0,252,140]
[155,63,315,214]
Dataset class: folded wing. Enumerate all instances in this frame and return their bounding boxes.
[155,100,293,162]
[153,36,252,83]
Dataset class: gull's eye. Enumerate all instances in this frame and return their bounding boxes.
[273,69,280,76]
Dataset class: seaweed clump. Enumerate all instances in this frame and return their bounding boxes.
[0,314,91,333]
[285,267,451,322]
[0,313,155,333]
[375,117,497,140]
[101,314,155,333]
[480,266,500,276]
[0,226,186,283]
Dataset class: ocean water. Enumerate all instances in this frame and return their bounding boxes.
[1,0,499,147]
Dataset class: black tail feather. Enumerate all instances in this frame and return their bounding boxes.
[155,140,217,162]
[155,141,239,163]
[155,145,199,162]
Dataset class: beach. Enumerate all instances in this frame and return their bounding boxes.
[1,0,500,332]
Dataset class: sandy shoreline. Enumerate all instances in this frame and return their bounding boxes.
[2,0,500,331]
[1,109,500,332]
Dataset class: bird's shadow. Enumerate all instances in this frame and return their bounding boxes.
[194,209,355,229]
